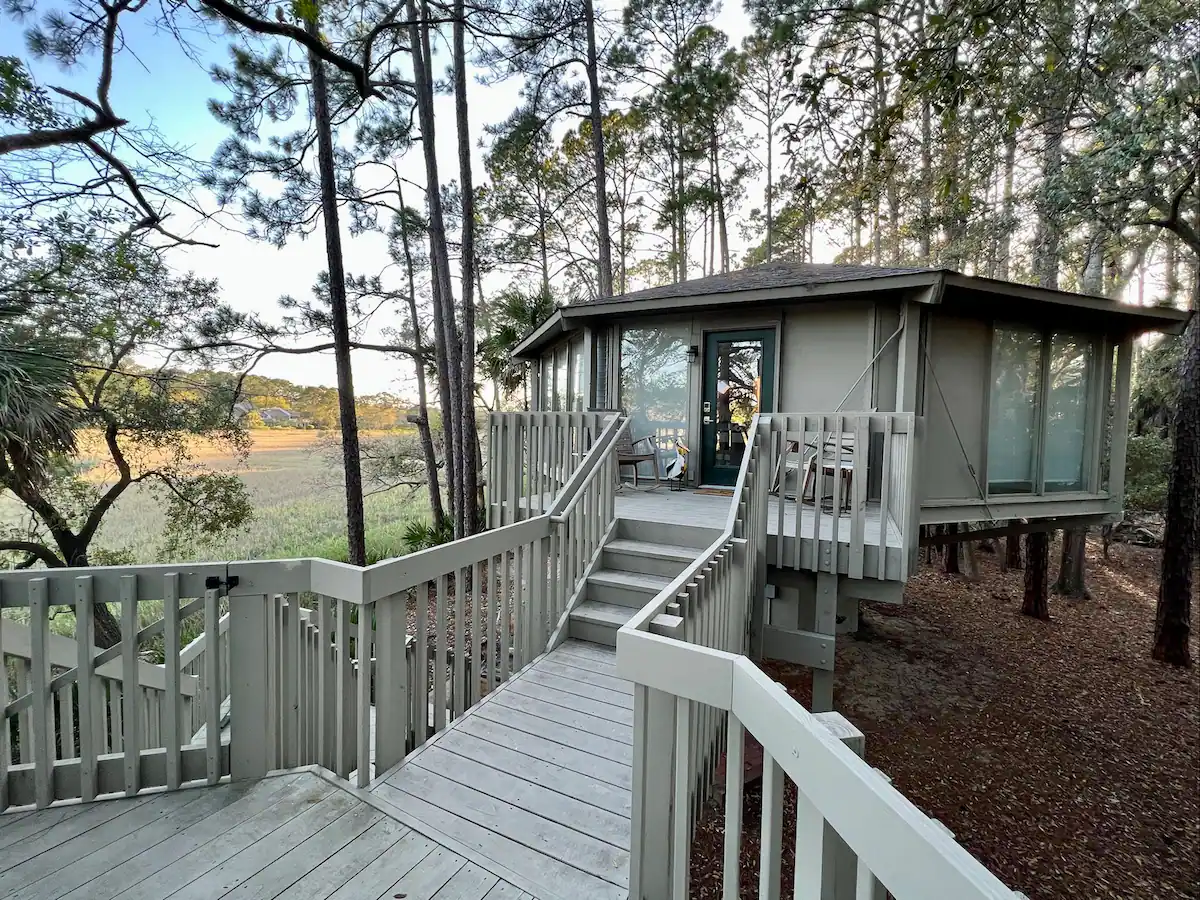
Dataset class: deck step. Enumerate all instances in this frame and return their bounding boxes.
[568,601,637,647]
[615,518,722,550]
[586,569,673,608]
[602,539,698,578]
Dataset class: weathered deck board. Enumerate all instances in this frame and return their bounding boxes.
[0,772,529,900]
[372,642,633,900]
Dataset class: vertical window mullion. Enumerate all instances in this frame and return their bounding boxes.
[1036,330,1052,495]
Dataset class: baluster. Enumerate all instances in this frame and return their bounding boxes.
[119,575,139,795]
[29,579,52,808]
[776,427,787,568]
[356,600,372,788]
[335,598,352,779]
[485,558,497,692]
[375,593,409,773]
[793,781,826,900]
[318,595,333,768]
[722,714,745,900]
[500,549,512,682]
[434,574,448,733]
[453,567,465,720]
[470,560,482,707]
[204,588,222,784]
[878,421,893,580]
[285,595,301,768]
[671,695,692,900]
[415,581,429,746]
[164,573,181,790]
[751,750,781,900]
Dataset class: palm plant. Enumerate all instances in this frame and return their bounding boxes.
[0,299,77,488]
[477,285,557,406]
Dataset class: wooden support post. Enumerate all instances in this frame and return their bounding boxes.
[629,685,675,900]
[812,572,837,712]
[813,711,866,900]
[375,595,409,773]
[229,594,270,781]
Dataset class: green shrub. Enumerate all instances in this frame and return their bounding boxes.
[1125,432,1172,512]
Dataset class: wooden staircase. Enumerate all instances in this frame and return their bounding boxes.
[567,518,721,647]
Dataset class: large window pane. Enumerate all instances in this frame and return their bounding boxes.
[619,324,690,466]
[1044,334,1092,492]
[540,354,552,410]
[988,327,1042,494]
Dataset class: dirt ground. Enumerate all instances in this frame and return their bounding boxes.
[690,537,1200,900]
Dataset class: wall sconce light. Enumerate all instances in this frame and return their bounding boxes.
[687,345,700,362]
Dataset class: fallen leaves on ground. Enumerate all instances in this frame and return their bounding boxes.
[690,537,1199,900]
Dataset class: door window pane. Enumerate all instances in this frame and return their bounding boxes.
[619,324,689,462]
[713,338,764,470]
[540,354,552,410]
[1044,334,1091,492]
[987,327,1042,494]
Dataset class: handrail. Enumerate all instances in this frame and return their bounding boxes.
[622,413,763,635]
[549,415,628,521]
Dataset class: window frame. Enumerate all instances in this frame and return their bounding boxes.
[984,323,1103,499]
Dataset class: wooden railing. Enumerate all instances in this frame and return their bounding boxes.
[0,414,629,808]
[486,410,613,527]
[547,415,629,644]
[761,412,920,581]
[617,412,1018,900]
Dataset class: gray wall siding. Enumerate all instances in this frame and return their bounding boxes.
[921,312,989,501]
[779,302,875,411]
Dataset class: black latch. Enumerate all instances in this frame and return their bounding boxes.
[204,575,240,591]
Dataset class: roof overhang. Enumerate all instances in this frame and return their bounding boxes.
[510,269,1191,359]
[511,271,941,358]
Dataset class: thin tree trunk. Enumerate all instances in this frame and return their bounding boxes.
[1004,521,1023,570]
[1153,294,1198,666]
[454,0,479,536]
[306,21,365,566]
[583,0,613,298]
[1053,527,1090,598]
[997,127,1017,280]
[943,522,960,574]
[397,181,445,529]
[410,0,462,533]
[765,112,774,261]
[713,136,729,274]
[1022,530,1050,620]
[917,0,931,262]
[676,120,687,281]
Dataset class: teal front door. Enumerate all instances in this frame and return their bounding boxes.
[700,329,776,486]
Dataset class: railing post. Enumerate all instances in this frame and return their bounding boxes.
[375,594,409,773]
[813,711,867,900]
[229,593,270,781]
[629,684,676,900]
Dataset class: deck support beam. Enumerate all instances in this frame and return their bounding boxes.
[811,572,837,713]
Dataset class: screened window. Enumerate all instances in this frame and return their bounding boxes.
[987,326,1094,495]
[619,324,690,448]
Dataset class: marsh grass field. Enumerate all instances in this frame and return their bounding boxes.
[3,429,428,568]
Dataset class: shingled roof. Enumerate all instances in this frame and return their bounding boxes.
[583,259,932,305]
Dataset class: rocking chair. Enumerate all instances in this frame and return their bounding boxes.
[616,429,661,489]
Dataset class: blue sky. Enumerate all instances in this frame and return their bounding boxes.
[4,2,754,395]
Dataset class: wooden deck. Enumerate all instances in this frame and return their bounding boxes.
[0,770,529,900]
[370,641,632,900]
[615,488,903,547]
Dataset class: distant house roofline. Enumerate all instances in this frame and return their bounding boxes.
[511,262,1190,358]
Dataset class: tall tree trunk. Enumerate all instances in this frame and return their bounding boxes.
[1004,521,1023,570]
[537,180,551,296]
[1153,294,1198,666]
[713,136,729,274]
[943,522,960,574]
[397,182,445,530]
[765,111,774,261]
[917,0,932,262]
[1054,527,1090,598]
[306,21,365,566]
[1022,530,1051,620]
[1033,1,1070,289]
[410,0,462,532]
[996,126,1017,280]
[1082,224,1104,294]
[676,120,687,281]
[453,0,479,536]
[583,0,613,298]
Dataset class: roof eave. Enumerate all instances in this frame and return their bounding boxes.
[942,272,1191,335]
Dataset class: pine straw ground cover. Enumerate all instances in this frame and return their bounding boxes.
[690,537,1199,900]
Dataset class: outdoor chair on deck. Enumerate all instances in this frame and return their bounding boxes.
[801,432,856,512]
[616,428,661,489]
